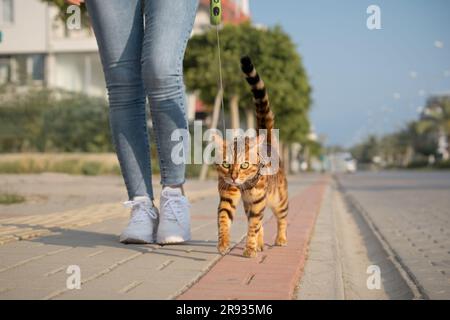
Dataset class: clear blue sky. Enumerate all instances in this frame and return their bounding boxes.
[250,0,450,146]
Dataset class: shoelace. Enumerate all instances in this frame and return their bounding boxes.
[123,200,157,222]
[161,194,190,224]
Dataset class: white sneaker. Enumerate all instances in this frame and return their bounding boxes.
[119,196,158,244]
[157,186,191,244]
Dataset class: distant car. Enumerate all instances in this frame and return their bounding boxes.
[345,156,357,173]
[329,152,357,173]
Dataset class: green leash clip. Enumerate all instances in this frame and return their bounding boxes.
[210,0,222,25]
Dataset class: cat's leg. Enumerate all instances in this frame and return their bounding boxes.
[271,188,288,246]
[217,185,241,255]
[243,194,266,258]
[257,225,264,252]
[245,200,264,252]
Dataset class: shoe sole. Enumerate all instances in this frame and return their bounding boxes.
[157,235,191,245]
[120,237,154,244]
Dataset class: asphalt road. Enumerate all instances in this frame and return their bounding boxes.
[337,171,450,299]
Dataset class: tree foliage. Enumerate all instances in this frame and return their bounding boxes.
[350,95,450,167]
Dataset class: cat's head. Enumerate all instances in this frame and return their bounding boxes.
[213,134,266,186]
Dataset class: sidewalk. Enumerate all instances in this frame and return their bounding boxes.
[0,173,326,299]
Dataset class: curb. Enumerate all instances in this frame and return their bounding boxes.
[177,176,329,300]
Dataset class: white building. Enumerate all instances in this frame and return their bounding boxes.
[0,0,250,118]
[0,0,105,96]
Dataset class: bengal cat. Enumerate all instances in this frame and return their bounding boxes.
[214,56,289,258]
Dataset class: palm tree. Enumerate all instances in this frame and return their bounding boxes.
[416,96,450,160]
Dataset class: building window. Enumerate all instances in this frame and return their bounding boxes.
[31,54,44,81]
[1,0,14,24]
[12,54,45,85]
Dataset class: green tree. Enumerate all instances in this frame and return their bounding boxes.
[415,96,450,159]
[378,124,416,166]
[351,135,379,164]
[350,95,450,168]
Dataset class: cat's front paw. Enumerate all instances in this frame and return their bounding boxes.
[217,243,229,255]
[257,241,264,252]
[275,236,287,246]
[243,247,257,258]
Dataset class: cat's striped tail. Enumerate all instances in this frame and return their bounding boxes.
[240,56,275,134]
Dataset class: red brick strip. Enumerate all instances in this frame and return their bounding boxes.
[178,176,329,300]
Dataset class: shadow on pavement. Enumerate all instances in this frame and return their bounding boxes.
[332,181,417,300]
[2,222,221,262]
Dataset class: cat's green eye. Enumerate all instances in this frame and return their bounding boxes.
[222,161,230,169]
[240,162,249,169]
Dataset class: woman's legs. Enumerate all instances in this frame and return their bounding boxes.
[86,0,154,200]
[140,0,199,244]
[141,0,199,187]
[87,0,199,244]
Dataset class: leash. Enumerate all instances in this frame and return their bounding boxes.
[210,0,226,136]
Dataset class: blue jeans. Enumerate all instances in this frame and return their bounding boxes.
[86,0,199,200]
